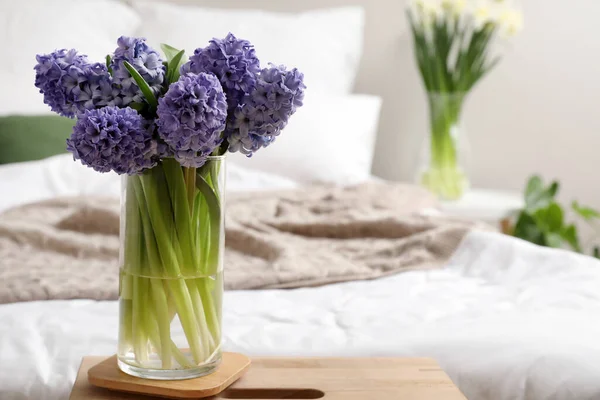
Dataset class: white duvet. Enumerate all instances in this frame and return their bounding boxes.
[2,232,600,400]
[2,155,600,400]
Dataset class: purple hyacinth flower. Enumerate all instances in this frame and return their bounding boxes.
[181,33,260,110]
[34,49,116,117]
[227,64,305,156]
[110,36,166,105]
[67,106,158,175]
[157,72,228,167]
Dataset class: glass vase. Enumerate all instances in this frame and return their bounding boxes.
[417,92,470,200]
[118,156,225,380]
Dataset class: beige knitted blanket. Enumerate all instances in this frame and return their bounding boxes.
[0,182,476,304]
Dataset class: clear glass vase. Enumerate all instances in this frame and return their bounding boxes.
[417,92,470,200]
[118,156,225,380]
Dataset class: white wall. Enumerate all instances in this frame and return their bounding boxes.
[371,0,600,209]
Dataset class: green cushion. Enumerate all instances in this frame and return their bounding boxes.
[0,115,75,164]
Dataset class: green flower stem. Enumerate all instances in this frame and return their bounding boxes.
[162,159,197,276]
[120,159,223,371]
[136,175,204,365]
[132,276,149,363]
[208,162,221,202]
[196,173,222,276]
[198,279,221,347]
[146,326,196,369]
[139,170,179,276]
[123,179,149,363]
[164,280,177,320]
[194,194,210,272]
[119,179,139,356]
[189,163,222,349]
[186,280,215,352]
[163,267,203,366]
[163,161,218,355]
[118,294,132,356]
[149,278,173,369]
[146,285,194,368]
[184,167,197,212]
[420,94,467,200]
[191,189,220,348]
[195,168,222,346]
[131,178,173,368]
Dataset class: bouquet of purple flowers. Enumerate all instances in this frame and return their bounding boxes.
[35,34,305,169]
[34,34,305,378]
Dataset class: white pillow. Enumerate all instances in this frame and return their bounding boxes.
[0,0,140,116]
[229,93,383,184]
[132,2,365,94]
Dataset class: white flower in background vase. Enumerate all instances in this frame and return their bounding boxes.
[469,0,523,34]
[497,7,524,36]
[410,0,444,22]
[441,0,467,15]
[471,1,495,29]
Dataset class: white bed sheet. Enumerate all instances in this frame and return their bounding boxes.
[2,231,600,400]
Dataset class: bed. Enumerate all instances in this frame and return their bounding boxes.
[3,1,600,400]
[3,157,600,400]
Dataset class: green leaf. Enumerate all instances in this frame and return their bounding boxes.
[160,43,181,63]
[560,224,581,252]
[106,55,112,76]
[167,49,186,84]
[160,44,186,86]
[547,181,559,197]
[129,102,145,112]
[572,201,600,221]
[530,202,563,234]
[545,232,563,248]
[524,175,559,212]
[515,175,600,255]
[122,61,158,110]
[513,211,545,245]
[532,207,548,230]
[546,202,564,232]
[524,175,543,206]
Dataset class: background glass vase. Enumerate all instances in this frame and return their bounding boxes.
[416,92,470,200]
[118,156,225,380]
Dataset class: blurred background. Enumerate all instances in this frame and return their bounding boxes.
[1,0,598,239]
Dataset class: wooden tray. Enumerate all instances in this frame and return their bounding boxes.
[87,352,251,399]
[71,354,467,399]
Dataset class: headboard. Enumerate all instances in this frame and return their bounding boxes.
[130,0,420,182]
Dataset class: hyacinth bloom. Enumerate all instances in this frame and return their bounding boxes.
[34,33,304,379]
[157,73,227,167]
[34,49,116,118]
[66,106,157,175]
[111,36,166,105]
[228,65,305,155]
[182,33,260,110]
